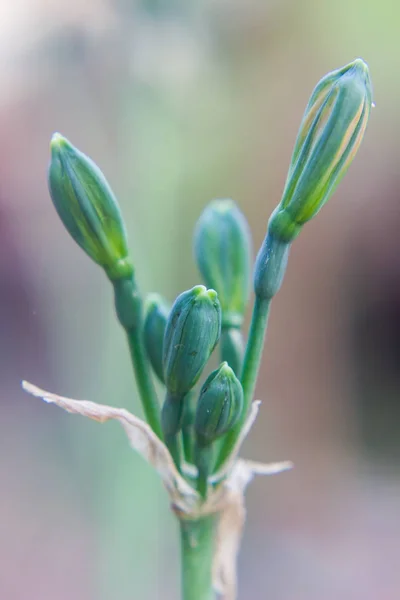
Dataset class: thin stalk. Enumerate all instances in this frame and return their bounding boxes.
[182,391,196,464]
[220,327,244,376]
[113,277,162,439]
[194,444,213,499]
[214,296,271,470]
[125,327,163,438]
[161,391,185,469]
[165,433,182,470]
[240,296,272,412]
[180,516,216,600]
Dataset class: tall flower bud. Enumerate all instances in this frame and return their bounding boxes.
[269,58,373,242]
[194,199,251,323]
[48,133,132,280]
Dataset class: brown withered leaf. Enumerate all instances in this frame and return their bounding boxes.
[212,458,293,600]
[23,381,292,600]
[22,381,198,511]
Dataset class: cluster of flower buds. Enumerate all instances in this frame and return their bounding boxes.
[47,58,372,500]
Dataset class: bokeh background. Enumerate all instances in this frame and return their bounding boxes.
[1,1,399,599]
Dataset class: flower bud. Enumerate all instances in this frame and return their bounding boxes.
[194,199,251,324]
[48,133,132,280]
[194,362,243,446]
[269,58,372,242]
[163,285,221,397]
[143,294,169,383]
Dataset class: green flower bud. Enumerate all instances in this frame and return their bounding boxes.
[143,294,169,383]
[269,58,372,242]
[194,362,243,446]
[194,199,251,325]
[48,133,132,280]
[163,285,221,397]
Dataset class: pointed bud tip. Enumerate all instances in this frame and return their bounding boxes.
[50,132,68,149]
[347,58,371,86]
[192,285,218,303]
[144,293,164,313]
[350,57,368,71]
[219,361,234,377]
[211,198,235,214]
[206,288,218,302]
[50,133,75,160]
[192,284,207,296]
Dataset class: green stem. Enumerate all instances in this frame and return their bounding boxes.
[194,444,214,499]
[165,433,182,469]
[180,516,216,600]
[214,296,271,470]
[162,391,185,469]
[182,392,196,464]
[240,296,272,413]
[112,276,162,439]
[215,234,291,470]
[125,328,163,438]
[220,327,244,376]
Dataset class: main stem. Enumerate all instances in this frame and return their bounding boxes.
[180,516,216,600]
[214,296,271,470]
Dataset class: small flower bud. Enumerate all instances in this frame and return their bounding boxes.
[163,285,221,397]
[194,362,243,446]
[269,58,372,242]
[48,133,132,280]
[253,234,291,300]
[194,199,251,325]
[143,294,169,383]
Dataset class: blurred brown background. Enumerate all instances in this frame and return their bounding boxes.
[1,1,399,599]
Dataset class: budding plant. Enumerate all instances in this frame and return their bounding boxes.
[23,59,373,600]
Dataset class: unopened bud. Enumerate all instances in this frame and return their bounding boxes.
[48,133,132,280]
[194,199,251,325]
[269,58,372,242]
[163,285,221,397]
[195,362,243,446]
[143,294,169,383]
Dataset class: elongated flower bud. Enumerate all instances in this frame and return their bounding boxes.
[48,133,132,280]
[144,294,169,383]
[269,58,373,242]
[163,285,221,397]
[194,199,251,325]
[195,362,243,446]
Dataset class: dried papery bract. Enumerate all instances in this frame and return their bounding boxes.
[22,380,292,600]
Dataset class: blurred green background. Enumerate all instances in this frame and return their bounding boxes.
[1,1,400,599]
